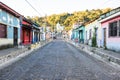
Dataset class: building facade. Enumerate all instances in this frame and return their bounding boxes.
[78,25,85,43]
[71,25,85,43]
[99,7,120,52]
[32,23,40,43]
[0,2,21,46]
[21,18,32,45]
[85,20,102,46]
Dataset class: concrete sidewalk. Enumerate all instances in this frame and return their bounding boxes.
[0,46,30,64]
[67,40,120,66]
[0,39,52,69]
[0,47,28,57]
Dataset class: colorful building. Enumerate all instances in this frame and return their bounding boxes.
[85,20,102,46]
[71,24,85,43]
[32,23,40,43]
[40,27,45,41]
[71,23,80,41]
[99,7,120,52]
[72,29,79,40]
[77,25,85,43]
[21,17,33,45]
[0,2,21,46]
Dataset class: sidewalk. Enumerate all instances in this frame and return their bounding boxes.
[67,40,120,66]
[0,48,24,57]
[0,39,52,68]
[0,47,29,64]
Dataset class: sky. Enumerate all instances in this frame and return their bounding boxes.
[0,0,120,17]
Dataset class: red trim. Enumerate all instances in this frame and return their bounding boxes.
[0,2,21,17]
[22,21,31,26]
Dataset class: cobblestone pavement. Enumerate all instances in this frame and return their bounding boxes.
[0,40,120,80]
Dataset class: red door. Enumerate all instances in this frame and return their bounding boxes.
[22,28,31,45]
[25,30,30,43]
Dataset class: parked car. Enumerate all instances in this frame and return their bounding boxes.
[53,36,57,39]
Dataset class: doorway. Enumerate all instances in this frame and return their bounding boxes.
[103,28,106,47]
[13,27,18,46]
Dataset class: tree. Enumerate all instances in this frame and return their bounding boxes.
[92,28,97,47]
[26,8,111,32]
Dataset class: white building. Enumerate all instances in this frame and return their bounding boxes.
[85,20,102,47]
[56,23,64,33]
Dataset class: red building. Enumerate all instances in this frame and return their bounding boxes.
[21,18,32,45]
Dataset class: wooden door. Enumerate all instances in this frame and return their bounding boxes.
[25,30,30,43]
[103,28,106,47]
[13,27,18,46]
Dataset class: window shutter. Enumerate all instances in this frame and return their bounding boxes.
[0,24,7,38]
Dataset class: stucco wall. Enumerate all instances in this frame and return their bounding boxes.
[101,16,120,52]
[0,38,13,46]
[107,41,120,52]
[0,38,20,46]
[85,23,94,45]
[0,39,13,46]
[85,20,102,46]
[0,9,20,46]
[97,23,102,47]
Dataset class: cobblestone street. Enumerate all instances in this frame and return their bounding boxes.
[0,40,120,80]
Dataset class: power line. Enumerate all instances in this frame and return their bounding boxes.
[97,0,114,8]
[35,0,47,16]
[25,0,42,16]
[101,0,120,8]
[102,0,111,5]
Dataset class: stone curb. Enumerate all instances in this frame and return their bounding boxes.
[0,48,28,64]
[0,40,52,69]
[93,50,120,65]
[67,40,120,66]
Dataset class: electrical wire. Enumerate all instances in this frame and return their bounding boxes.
[97,0,114,8]
[25,0,42,17]
[35,0,47,16]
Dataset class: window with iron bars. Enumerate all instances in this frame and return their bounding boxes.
[109,20,120,37]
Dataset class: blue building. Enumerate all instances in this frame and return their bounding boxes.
[0,2,21,47]
[32,23,40,43]
[72,25,85,43]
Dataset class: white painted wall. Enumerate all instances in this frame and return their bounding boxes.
[0,38,20,46]
[0,39,13,46]
[85,20,102,47]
